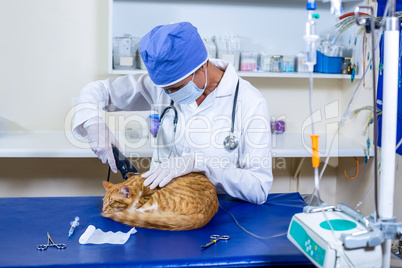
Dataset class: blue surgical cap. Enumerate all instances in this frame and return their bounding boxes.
[139,22,208,87]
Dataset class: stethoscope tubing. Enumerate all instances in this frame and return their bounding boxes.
[157,79,240,156]
[230,80,240,134]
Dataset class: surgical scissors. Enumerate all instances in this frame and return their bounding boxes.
[201,234,230,248]
[37,232,67,250]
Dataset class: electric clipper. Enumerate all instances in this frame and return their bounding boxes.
[111,145,139,180]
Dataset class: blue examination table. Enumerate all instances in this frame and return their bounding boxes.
[0,193,314,267]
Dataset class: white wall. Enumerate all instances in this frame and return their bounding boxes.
[112,0,340,55]
[0,0,115,131]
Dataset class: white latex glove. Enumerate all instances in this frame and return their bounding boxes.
[142,152,195,189]
[84,117,120,173]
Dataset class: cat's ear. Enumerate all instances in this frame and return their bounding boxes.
[103,181,114,190]
[119,185,131,198]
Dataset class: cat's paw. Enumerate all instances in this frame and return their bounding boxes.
[101,212,112,218]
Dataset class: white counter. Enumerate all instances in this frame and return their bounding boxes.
[0,131,370,158]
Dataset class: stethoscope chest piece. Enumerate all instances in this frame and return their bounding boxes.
[224,134,238,150]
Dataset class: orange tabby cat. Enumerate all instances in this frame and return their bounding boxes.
[102,172,219,231]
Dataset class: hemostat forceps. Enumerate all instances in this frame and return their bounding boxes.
[37,232,67,250]
[201,235,230,249]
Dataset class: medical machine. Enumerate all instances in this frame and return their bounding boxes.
[288,204,383,267]
[288,0,402,267]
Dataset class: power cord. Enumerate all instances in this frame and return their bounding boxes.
[219,204,287,240]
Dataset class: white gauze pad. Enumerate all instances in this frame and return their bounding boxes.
[79,225,137,244]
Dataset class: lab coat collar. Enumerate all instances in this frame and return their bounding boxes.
[209,59,239,98]
[183,59,238,113]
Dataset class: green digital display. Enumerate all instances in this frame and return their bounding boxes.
[319,219,357,231]
[289,220,326,267]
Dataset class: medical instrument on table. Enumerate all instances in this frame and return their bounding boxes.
[155,80,240,162]
[37,232,67,251]
[107,145,139,181]
[68,216,80,238]
[201,235,230,249]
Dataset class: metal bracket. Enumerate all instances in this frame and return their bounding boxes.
[374,217,402,240]
[355,6,381,33]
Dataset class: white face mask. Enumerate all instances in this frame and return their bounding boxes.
[164,67,207,104]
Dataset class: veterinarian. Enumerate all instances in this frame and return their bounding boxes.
[72,22,273,204]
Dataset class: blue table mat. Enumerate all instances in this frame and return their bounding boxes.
[0,193,313,267]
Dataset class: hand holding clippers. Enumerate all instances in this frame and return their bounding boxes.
[107,145,139,181]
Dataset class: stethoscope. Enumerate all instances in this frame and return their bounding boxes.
[155,80,240,162]
[223,80,240,151]
[155,100,178,163]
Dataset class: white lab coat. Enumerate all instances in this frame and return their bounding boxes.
[73,59,273,204]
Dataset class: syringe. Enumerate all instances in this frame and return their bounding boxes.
[68,216,80,238]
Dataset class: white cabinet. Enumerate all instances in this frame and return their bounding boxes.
[108,0,362,79]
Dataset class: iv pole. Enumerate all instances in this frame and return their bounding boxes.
[379,0,400,266]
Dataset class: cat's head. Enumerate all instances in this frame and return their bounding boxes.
[102,181,138,214]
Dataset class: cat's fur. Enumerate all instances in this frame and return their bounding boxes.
[102,172,219,231]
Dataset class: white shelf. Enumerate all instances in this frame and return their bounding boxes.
[0,131,370,158]
[238,72,360,79]
[0,131,153,158]
[109,0,362,79]
[0,131,94,158]
[111,69,360,80]
[272,132,371,157]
